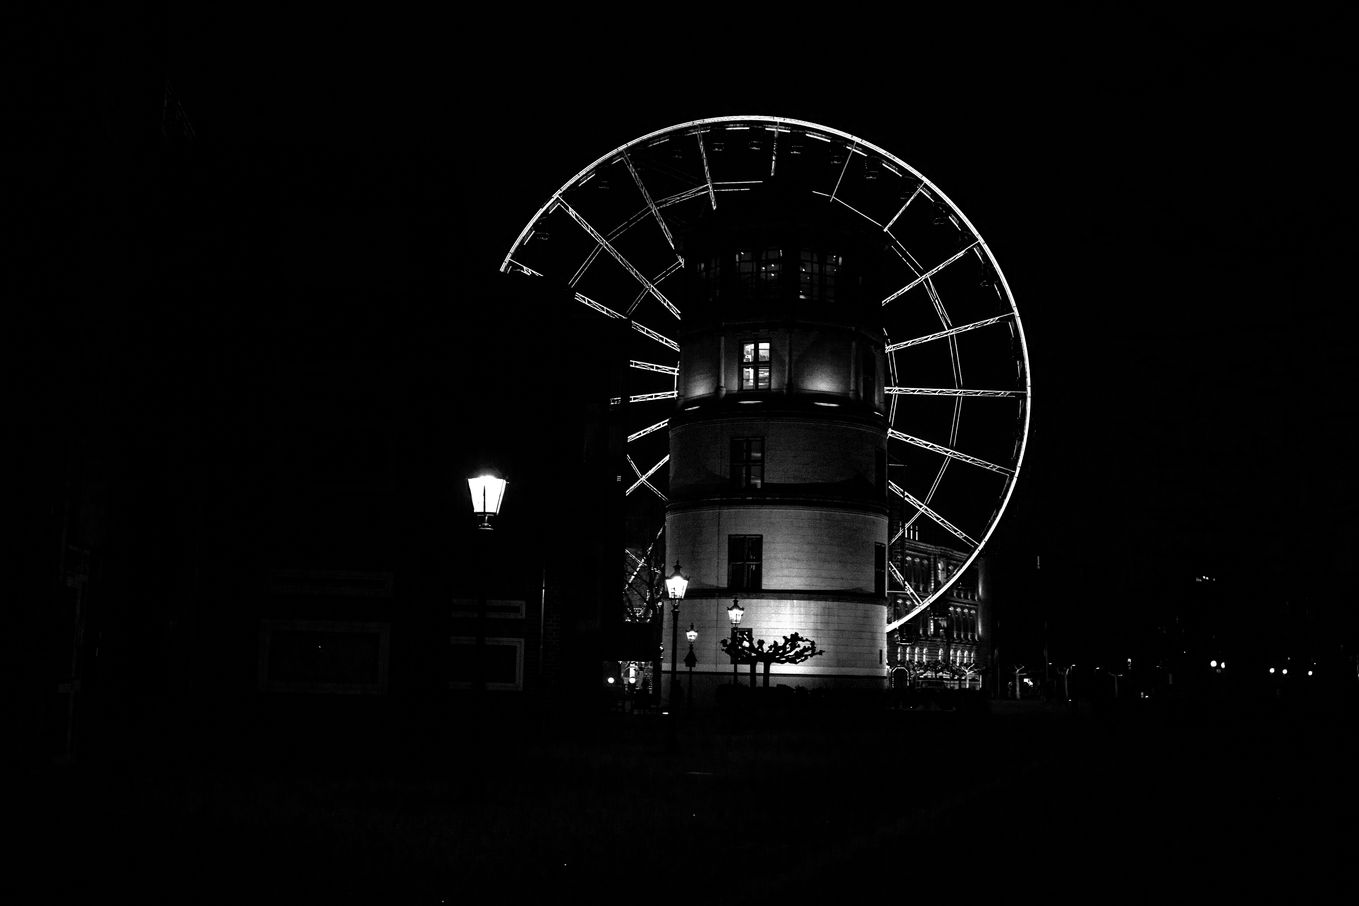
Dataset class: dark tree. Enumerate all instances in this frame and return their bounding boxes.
[721,632,825,688]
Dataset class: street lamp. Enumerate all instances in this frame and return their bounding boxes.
[466,469,507,694]
[666,561,688,712]
[727,598,744,684]
[684,624,698,711]
[467,470,508,531]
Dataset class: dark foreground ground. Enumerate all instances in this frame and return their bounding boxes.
[12,688,1357,903]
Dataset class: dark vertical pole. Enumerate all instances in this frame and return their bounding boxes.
[670,601,680,710]
[730,628,738,684]
[686,651,695,712]
[475,529,487,695]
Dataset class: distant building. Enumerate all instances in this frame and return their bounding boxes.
[887,520,989,690]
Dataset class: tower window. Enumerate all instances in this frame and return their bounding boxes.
[759,248,781,287]
[740,341,771,391]
[799,250,842,303]
[737,249,782,297]
[697,256,722,303]
[736,250,756,292]
[728,535,763,591]
[732,437,765,489]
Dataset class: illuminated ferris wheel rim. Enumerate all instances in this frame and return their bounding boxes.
[499,115,1032,631]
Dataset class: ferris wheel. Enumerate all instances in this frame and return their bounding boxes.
[500,115,1031,630]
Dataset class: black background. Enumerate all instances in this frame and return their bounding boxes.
[14,6,1357,672]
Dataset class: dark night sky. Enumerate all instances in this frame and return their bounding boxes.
[18,8,1358,652]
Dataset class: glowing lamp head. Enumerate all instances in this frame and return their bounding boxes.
[468,470,508,529]
[685,623,698,643]
[727,597,744,627]
[665,561,689,600]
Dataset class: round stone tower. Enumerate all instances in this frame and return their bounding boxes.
[663,183,890,689]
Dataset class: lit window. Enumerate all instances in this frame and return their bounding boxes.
[759,247,781,287]
[741,341,771,391]
[728,535,762,591]
[732,437,764,489]
[737,249,782,299]
[799,250,842,303]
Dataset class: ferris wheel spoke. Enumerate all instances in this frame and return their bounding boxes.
[888,563,925,609]
[629,360,679,375]
[627,418,669,443]
[503,257,543,278]
[880,240,981,307]
[554,195,682,319]
[627,260,685,317]
[884,314,1014,353]
[623,524,667,594]
[626,453,670,499]
[811,190,883,228]
[695,131,716,210]
[622,150,679,255]
[889,481,977,549]
[574,292,624,320]
[884,184,925,233]
[657,185,711,209]
[828,142,857,203]
[888,429,1014,476]
[630,320,679,352]
[886,386,1024,398]
[571,203,682,288]
[885,563,928,633]
[611,391,678,406]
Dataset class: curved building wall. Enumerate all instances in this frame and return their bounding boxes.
[664,407,889,683]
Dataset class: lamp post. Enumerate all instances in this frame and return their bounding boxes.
[684,624,698,711]
[665,561,688,712]
[467,470,507,693]
[727,598,744,685]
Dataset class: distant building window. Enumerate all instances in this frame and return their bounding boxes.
[728,535,763,591]
[799,250,842,303]
[741,341,771,390]
[732,437,765,489]
[875,543,886,596]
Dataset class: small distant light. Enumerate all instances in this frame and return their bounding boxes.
[1282,668,1288,675]
[813,401,840,407]
[1269,667,1275,674]
[607,677,615,684]
[1210,660,1217,668]
[1307,670,1313,676]
[1221,661,1226,669]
